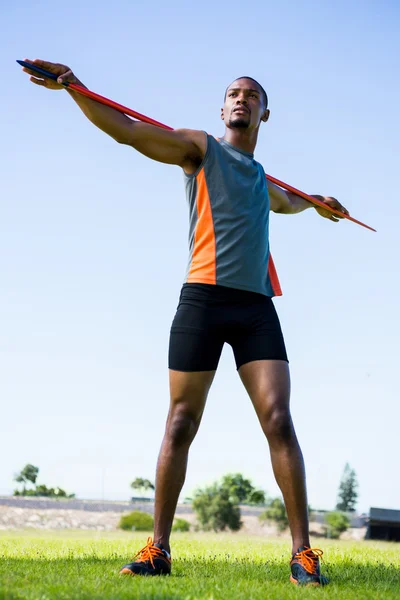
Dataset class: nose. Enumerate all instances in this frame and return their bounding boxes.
[236,96,248,105]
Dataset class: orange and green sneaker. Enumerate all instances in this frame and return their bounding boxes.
[290,546,328,586]
[119,537,171,576]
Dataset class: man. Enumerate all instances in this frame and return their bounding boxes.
[22,59,348,586]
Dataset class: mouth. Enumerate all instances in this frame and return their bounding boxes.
[233,107,249,115]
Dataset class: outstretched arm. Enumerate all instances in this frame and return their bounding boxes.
[21,59,206,171]
[268,180,349,222]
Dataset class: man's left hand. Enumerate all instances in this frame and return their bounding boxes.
[312,195,349,222]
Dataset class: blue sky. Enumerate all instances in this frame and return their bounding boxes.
[1,0,399,514]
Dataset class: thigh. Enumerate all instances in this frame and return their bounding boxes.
[228,298,288,370]
[168,369,216,422]
[238,360,291,421]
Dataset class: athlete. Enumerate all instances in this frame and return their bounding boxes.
[22,58,349,586]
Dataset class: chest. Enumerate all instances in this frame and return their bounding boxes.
[211,150,269,217]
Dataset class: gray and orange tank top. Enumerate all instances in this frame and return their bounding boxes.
[183,134,282,297]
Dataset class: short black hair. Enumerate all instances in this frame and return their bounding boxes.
[224,76,268,108]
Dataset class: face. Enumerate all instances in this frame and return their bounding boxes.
[221,78,270,130]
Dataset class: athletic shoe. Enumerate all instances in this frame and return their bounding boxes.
[290,546,328,586]
[119,536,171,576]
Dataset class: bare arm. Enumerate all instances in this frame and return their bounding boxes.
[268,180,313,214]
[268,180,349,222]
[21,59,206,170]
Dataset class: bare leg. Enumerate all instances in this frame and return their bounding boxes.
[153,369,215,554]
[239,360,309,554]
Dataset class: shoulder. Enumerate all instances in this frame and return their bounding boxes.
[254,158,266,173]
[174,129,207,155]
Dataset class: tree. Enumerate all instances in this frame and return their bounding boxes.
[220,473,266,505]
[324,511,350,539]
[259,497,289,532]
[221,473,253,503]
[336,463,358,512]
[131,478,155,497]
[192,482,242,532]
[14,464,39,487]
[13,464,74,497]
[247,489,266,505]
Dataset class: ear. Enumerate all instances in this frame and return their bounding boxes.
[221,107,225,121]
[261,109,270,123]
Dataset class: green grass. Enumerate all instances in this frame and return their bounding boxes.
[0,530,399,599]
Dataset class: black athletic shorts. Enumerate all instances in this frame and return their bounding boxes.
[168,283,288,371]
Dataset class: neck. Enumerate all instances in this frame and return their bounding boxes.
[222,127,259,154]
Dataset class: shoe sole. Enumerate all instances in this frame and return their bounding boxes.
[119,568,170,577]
[120,568,137,576]
[290,575,322,587]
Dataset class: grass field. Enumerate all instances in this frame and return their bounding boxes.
[0,530,399,599]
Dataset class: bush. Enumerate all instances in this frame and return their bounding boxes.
[324,511,350,539]
[193,483,242,532]
[13,485,74,498]
[259,497,289,532]
[172,518,191,532]
[119,511,154,531]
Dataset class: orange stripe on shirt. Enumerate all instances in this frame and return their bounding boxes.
[268,254,282,297]
[187,169,216,284]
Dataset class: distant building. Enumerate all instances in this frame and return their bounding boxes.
[366,508,400,541]
[130,496,152,503]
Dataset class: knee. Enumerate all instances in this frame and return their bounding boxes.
[166,411,199,448]
[262,404,293,444]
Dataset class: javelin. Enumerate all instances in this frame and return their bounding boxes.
[17,60,376,233]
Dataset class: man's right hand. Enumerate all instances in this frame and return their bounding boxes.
[20,58,205,171]
[22,58,79,90]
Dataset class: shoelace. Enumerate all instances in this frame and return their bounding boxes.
[293,547,323,574]
[131,537,166,569]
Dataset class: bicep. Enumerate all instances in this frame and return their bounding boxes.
[122,123,206,167]
[268,180,291,213]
